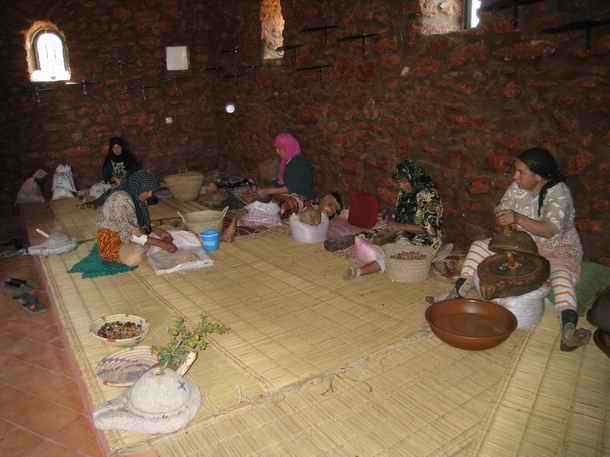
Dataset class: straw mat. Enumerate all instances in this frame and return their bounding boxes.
[39,198,547,456]
[472,307,609,457]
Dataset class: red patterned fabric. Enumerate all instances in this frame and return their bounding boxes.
[97,228,122,262]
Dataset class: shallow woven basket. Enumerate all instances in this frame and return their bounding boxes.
[95,345,159,387]
[384,243,435,283]
[164,172,204,202]
[90,314,150,347]
[178,207,228,234]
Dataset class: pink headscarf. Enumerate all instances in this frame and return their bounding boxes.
[273,133,301,185]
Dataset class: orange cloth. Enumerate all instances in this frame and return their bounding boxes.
[97,228,122,262]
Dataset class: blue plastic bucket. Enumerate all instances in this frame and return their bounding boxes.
[200,229,220,252]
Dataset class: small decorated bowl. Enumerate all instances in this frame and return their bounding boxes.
[90,314,150,347]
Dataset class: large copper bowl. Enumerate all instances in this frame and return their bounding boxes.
[425,298,517,350]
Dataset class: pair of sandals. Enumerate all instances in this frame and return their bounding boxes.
[3,278,46,314]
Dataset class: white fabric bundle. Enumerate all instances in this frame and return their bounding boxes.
[27,231,78,256]
[89,181,113,199]
[15,169,47,204]
[52,164,77,200]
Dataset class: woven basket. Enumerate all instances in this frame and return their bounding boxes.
[95,345,159,387]
[164,172,204,202]
[178,207,228,234]
[384,242,435,283]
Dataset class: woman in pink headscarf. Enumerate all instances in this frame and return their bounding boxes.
[255,132,314,203]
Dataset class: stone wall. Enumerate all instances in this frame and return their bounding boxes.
[2,0,610,265]
[2,0,239,211]
[218,0,610,265]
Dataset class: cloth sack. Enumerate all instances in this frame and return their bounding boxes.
[52,164,77,200]
[15,169,47,204]
[473,270,549,330]
[348,192,379,229]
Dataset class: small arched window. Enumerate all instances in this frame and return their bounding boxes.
[28,27,70,82]
[465,0,482,29]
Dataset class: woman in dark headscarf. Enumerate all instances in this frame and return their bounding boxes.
[96,170,175,266]
[345,160,443,279]
[102,136,140,185]
[450,147,590,351]
[390,159,443,248]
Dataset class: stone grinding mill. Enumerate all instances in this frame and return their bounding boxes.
[477,226,550,300]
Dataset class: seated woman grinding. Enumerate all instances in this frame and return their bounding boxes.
[438,147,590,352]
[344,160,443,279]
[96,170,176,267]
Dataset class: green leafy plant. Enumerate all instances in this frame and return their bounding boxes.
[155,315,229,370]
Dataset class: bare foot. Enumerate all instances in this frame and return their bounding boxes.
[343,266,361,281]
[221,217,237,243]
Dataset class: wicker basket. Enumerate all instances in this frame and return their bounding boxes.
[178,207,228,234]
[384,242,435,283]
[164,172,204,202]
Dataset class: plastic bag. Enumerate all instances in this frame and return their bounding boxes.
[351,235,380,265]
[240,201,281,227]
[52,164,77,200]
[147,230,213,275]
[15,169,47,204]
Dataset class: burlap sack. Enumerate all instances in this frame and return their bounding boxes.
[299,207,322,226]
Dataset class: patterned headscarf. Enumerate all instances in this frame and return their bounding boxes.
[273,133,301,185]
[517,147,564,216]
[96,169,160,232]
[392,160,436,225]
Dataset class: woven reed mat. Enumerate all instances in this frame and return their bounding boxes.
[41,199,532,456]
[472,307,609,457]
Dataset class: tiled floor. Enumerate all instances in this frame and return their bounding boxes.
[0,214,161,457]
[0,255,108,457]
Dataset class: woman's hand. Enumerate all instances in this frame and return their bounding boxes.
[153,228,173,242]
[129,227,143,237]
[387,221,425,234]
[495,209,519,227]
[147,237,177,253]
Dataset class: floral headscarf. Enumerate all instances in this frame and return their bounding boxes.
[273,133,301,185]
[392,160,434,192]
[391,160,443,248]
[96,170,160,233]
